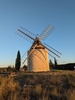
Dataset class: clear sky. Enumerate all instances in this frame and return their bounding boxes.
[0,0,75,67]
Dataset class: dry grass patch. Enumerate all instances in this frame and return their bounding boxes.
[0,76,21,100]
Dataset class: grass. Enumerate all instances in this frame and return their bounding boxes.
[0,70,75,100]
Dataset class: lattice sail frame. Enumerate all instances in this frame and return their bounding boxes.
[39,25,55,40]
[17,26,36,43]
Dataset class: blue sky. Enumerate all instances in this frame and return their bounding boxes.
[0,0,75,67]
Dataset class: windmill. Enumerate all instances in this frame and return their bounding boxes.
[17,25,61,72]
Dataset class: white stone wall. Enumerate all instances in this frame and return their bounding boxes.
[28,48,50,72]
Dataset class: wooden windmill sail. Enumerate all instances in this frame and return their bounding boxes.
[17,25,61,72]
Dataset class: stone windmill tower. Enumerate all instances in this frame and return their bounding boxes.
[17,25,61,72]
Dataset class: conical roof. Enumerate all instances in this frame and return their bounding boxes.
[30,37,45,49]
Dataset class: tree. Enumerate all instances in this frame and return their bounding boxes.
[54,58,57,68]
[23,65,28,70]
[15,50,21,71]
[49,59,54,69]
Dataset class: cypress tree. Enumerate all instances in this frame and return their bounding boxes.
[49,59,54,69]
[54,58,57,69]
[15,50,21,71]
